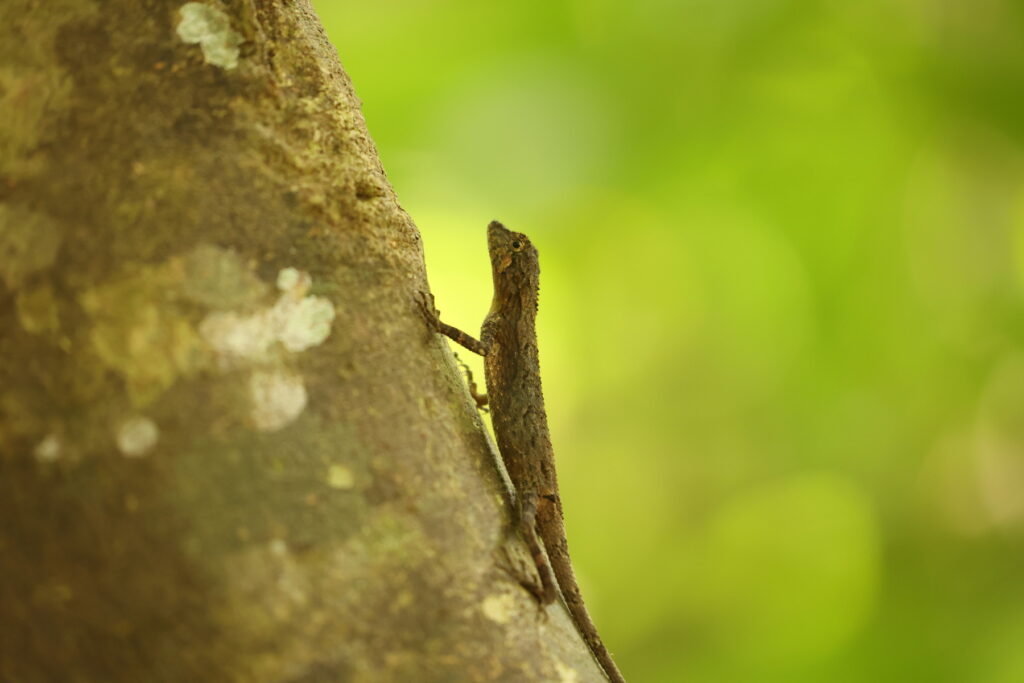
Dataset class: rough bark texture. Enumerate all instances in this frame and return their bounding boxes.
[0,1,607,681]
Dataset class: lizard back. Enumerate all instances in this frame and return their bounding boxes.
[478,221,626,683]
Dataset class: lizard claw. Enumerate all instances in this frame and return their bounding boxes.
[416,290,441,331]
[453,351,490,411]
[496,546,551,618]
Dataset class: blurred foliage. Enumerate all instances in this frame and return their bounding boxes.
[314,1,1024,680]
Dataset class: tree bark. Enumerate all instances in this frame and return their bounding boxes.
[0,1,607,681]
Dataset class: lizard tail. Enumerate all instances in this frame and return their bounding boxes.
[541,508,627,683]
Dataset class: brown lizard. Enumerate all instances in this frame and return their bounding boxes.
[420,220,626,682]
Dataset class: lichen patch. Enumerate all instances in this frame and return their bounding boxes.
[249,369,307,431]
[117,416,159,457]
[481,591,517,625]
[176,3,244,70]
[554,661,580,683]
[34,434,62,463]
[0,6,82,179]
[80,254,331,431]
[326,464,354,490]
[275,293,335,352]
[200,267,335,361]
[276,267,306,293]
[199,309,278,362]
[81,270,205,404]
[179,244,267,310]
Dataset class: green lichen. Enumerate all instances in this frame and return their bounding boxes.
[0,0,95,176]
[79,265,205,405]
[326,463,355,490]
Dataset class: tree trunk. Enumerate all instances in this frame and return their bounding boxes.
[0,1,607,681]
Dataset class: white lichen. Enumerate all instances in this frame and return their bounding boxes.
[195,267,332,431]
[276,267,307,293]
[249,369,307,431]
[326,464,354,490]
[176,2,243,70]
[117,416,159,457]
[554,661,580,683]
[199,267,335,361]
[275,294,335,352]
[199,309,278,361]
[481,592,516,624]
[34,434,62,463]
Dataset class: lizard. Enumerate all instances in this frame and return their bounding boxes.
[419,220,626,683]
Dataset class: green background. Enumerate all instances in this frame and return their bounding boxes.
[314,2,1024,680]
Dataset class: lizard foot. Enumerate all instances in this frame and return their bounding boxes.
[497,546,552,622]
[415,290,441,332]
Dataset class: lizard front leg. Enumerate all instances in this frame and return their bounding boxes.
[417,292,489,356]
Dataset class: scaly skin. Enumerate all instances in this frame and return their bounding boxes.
[421,221,625,683]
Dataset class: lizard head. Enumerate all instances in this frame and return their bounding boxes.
[487,220,540,299]
[487,220,540,311]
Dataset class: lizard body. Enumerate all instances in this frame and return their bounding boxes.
[422,221,625,683]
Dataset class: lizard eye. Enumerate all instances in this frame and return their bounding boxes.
[511,239,523,251]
